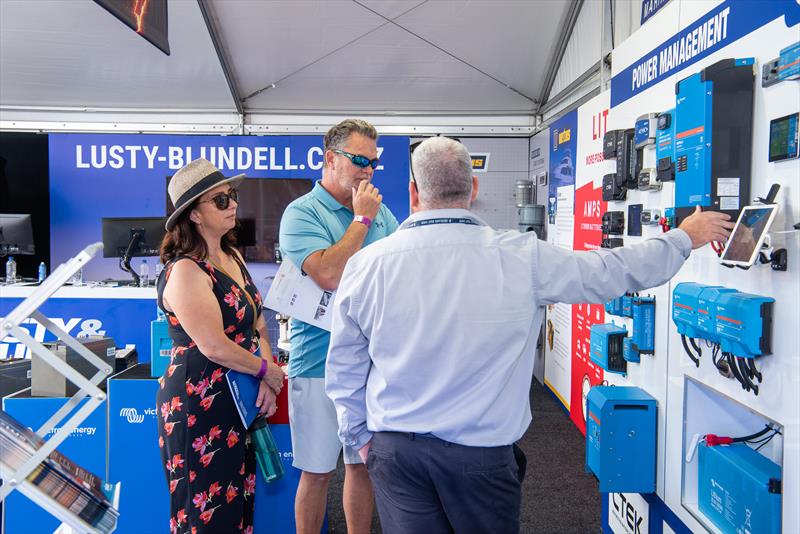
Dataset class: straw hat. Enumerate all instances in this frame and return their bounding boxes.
[165,158,245,230]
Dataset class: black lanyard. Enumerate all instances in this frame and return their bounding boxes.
[400,217,482,230]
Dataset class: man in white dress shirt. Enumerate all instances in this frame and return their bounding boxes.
[325,136,733,533]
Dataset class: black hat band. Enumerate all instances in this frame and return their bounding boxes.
[174,171,228,209]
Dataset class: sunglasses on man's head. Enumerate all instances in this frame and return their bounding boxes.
[198,188,238,210]
[332,149,380,169]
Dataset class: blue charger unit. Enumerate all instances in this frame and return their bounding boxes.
[621,295,633,318]
[631,296,655,354]
[605,295,624,317]
[698,442,781,534]
[590,323,628,374]
[696,286,738,344]
[672,282,708,338]
[715,292,774,358]
[585,386,656,493]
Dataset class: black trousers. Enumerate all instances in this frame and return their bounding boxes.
[367,432,522,534]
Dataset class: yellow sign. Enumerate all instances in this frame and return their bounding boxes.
[470,153,490,172]
[558,129,572,144]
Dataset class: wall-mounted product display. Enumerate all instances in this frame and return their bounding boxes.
[601,237,624,249]
[628,204,643,236]
[589,323,628,374]
[656,109,676,182]
[585,386,656,493]
[601,211,625,235]
[602,172,626,202]
[637,167,662,191]
[672,283,774,395]
[768,112,799,162]
[762,41,800,87]
[674,58,756,224]
[640,209,661,226]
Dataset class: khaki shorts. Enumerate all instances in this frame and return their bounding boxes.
[288,376,362,473]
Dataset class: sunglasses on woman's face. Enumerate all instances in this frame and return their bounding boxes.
[199,188,238,210]
[332,149,380,169]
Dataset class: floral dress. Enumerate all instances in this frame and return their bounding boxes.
[156,255,263,534]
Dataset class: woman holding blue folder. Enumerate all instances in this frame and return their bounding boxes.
[156,158,285,534]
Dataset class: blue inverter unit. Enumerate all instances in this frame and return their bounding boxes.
[715,292,774,358]
[590,324,628,374]
[674,58,755,225]
[672,282,709,339]
[585,386,656,493]
[656,109,675,182]
[698,442,781,534]
[622,337,639,363]
[696,286,737,344]
[631,296,655,354]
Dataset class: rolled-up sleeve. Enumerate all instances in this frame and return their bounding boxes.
[535,229,692,305]
[325,260,373,451]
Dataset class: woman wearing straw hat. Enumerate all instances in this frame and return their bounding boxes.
[156,158,285,533]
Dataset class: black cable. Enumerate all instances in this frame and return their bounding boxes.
[681,335,700,367]
[736,357,759,395]
[733,424,773,443]
[747,358,763,383]
[689,337,703,358]
[726,353,748,391]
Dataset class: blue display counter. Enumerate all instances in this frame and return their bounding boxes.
[0,285,158,362]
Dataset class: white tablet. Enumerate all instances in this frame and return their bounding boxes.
[720,205,778,267]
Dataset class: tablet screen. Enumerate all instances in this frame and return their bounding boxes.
[721,207,775,264]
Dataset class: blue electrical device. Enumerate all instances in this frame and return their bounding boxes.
[656,109,675,182]
[698,442,781,534]
[605,295,624,316]
[696,286,738,344]
[621,295,633,318]
[634,113,658,148]
[622,337,639,363]
[672,282,708,338]
[590,323,628,373]
[631,296,655,354]
[715,292,774,358]
[585,386,656,493]
[777,41,800,81]
[674,58,755,224]
[150,319,171,378]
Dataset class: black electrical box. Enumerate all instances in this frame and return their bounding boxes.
[603,173,627,202]
[601,237,624,249]
[616,129,637,189]
[603,130,621,159]
[602,211,625,235]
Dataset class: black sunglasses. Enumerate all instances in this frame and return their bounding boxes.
[332,149,380,169]
[198,188,238,210]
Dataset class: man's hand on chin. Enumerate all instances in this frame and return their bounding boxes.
[358,441,372,463]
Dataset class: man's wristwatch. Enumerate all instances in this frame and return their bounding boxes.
[353,215,372,228]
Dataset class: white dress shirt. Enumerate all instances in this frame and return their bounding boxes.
[325,208,692,450]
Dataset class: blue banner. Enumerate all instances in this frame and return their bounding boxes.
[49,134,410,280]
[1,296,156,362]
[641,0,671,25]
[612,0,800,107]
[548,111,578,224]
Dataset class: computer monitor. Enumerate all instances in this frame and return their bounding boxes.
[0,214,35,255]
[165,176,313,263]
[102,217,166,284]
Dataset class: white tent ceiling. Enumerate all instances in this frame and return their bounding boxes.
[0,0,584,132]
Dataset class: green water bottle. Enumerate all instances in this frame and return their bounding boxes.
[250,417,284,483]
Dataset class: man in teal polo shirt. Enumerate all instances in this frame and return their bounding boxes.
[279,119,398,534]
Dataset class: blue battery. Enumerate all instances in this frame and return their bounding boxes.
[698,442,781,534]
[631,296,655,354]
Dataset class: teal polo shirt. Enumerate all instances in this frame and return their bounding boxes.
[279,181,399,378]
